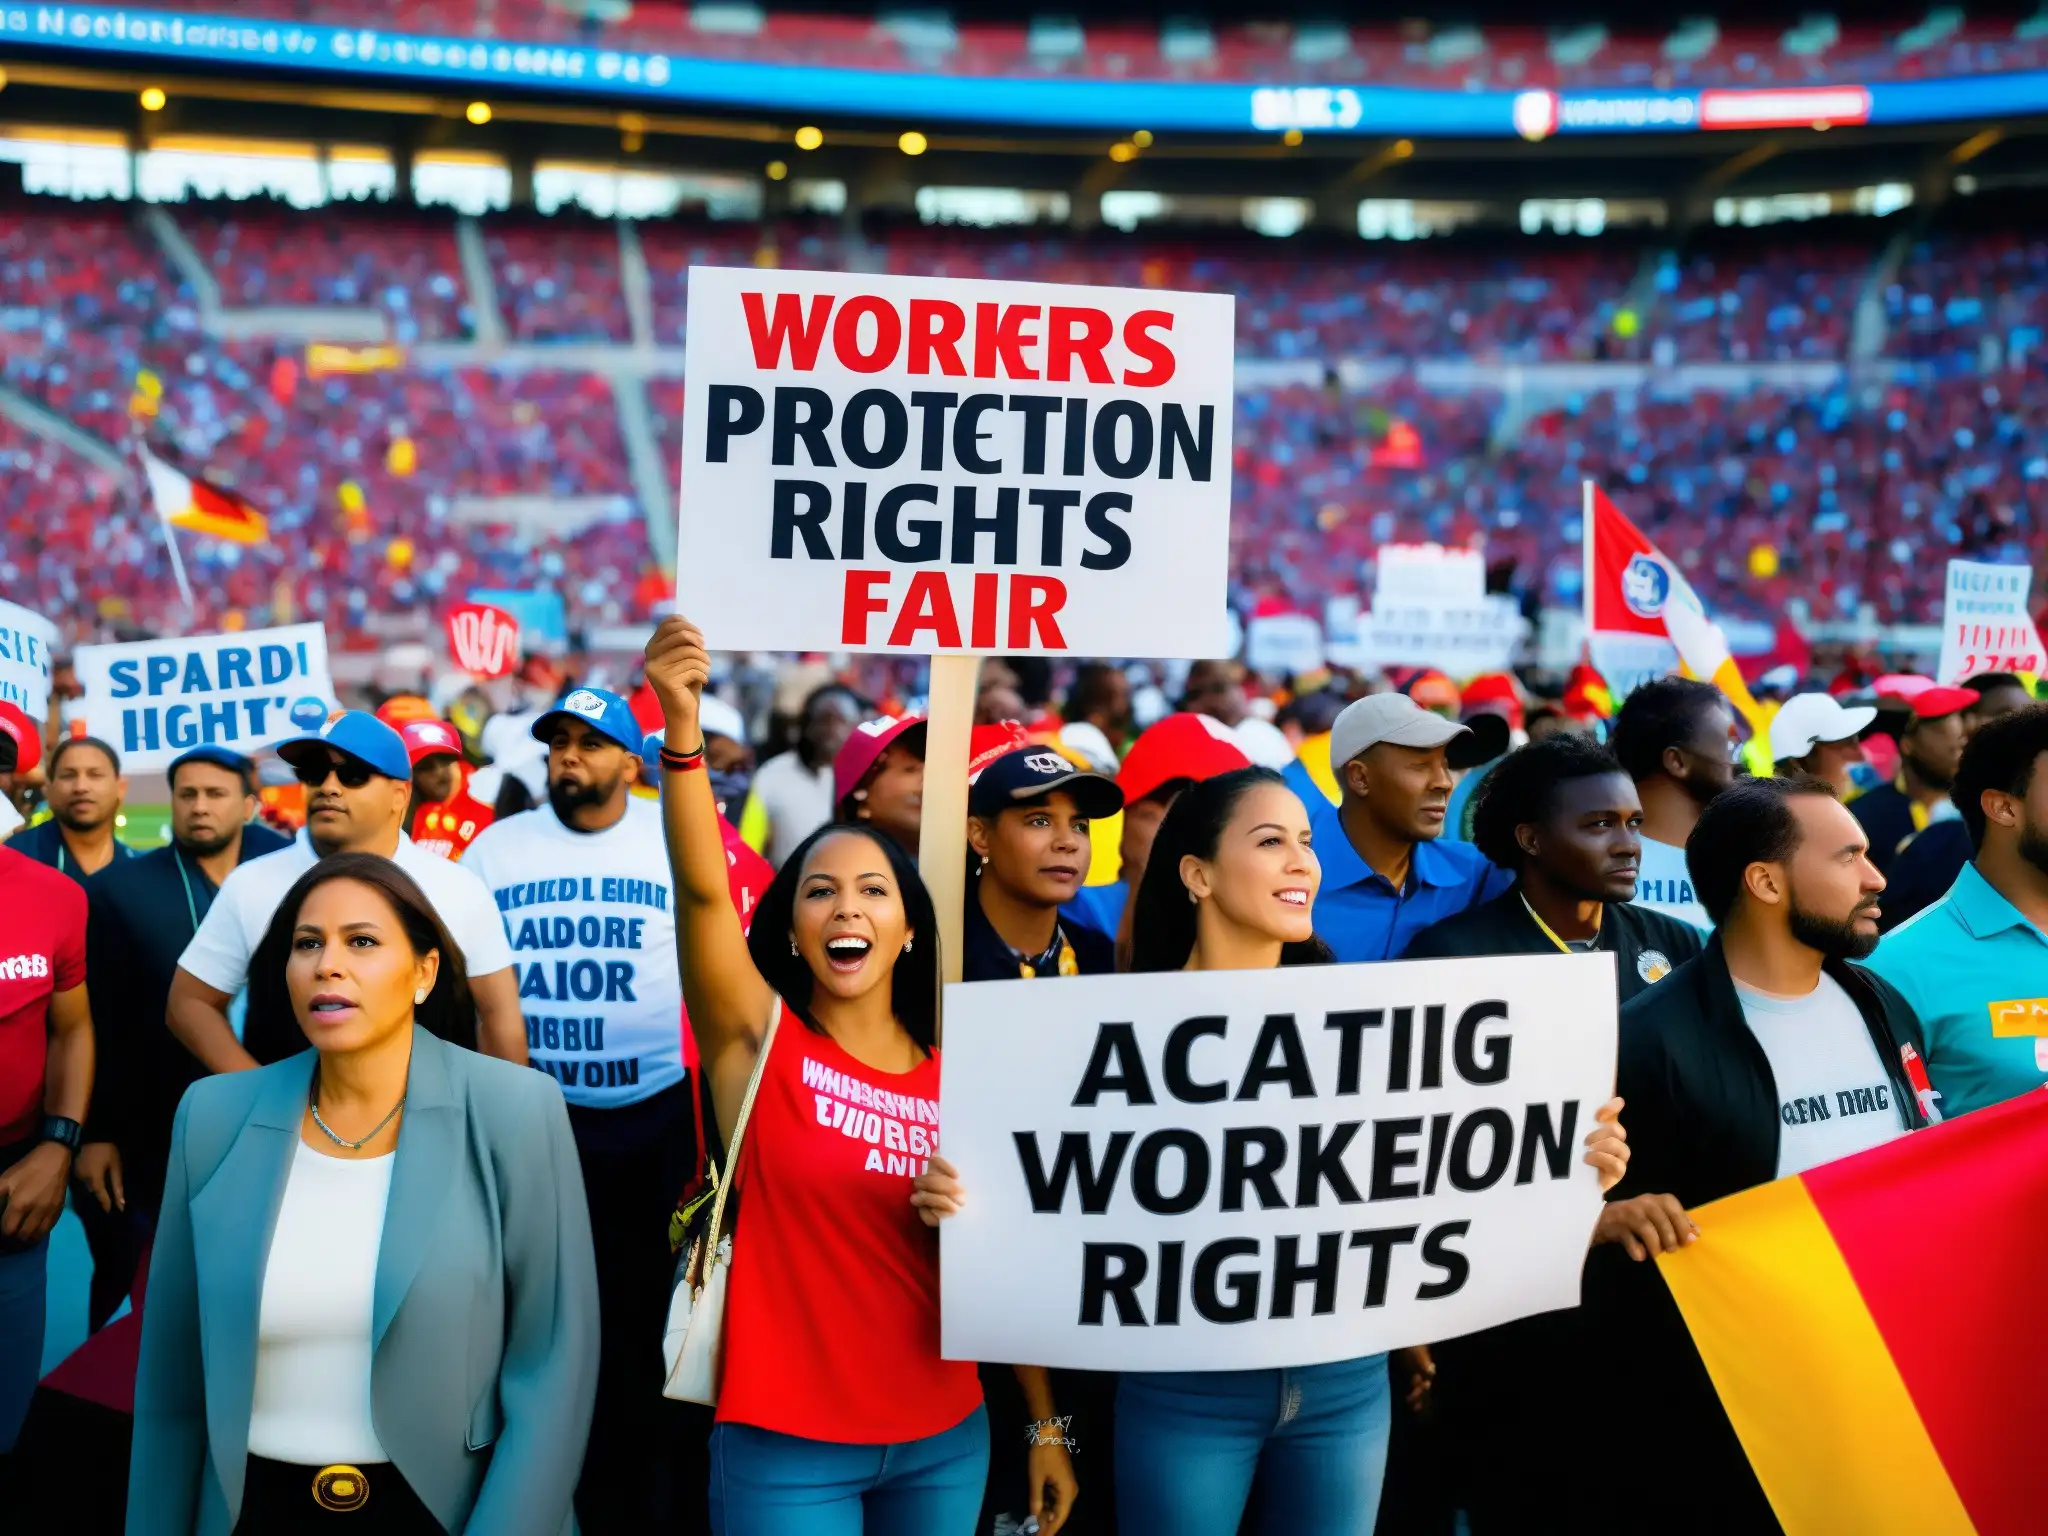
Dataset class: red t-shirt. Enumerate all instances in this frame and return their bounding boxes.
[0,846,88,1144]
[718,1022,981,1443]
[412,769,496,861]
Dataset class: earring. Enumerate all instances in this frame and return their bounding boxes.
[978,856,989,872]
[902,937,914,953]
[414,988,428,1005]
[790,938,799,956]
[1188,889,1198,904]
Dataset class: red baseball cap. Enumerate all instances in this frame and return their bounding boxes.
[967,720,1031,781]
[834,714,927,808]
[1117,712,1251,806]
[398,718,465,765]
[1909,685,1980,721]
[0,701,38,773]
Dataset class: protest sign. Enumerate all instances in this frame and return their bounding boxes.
[1243,613,1324,677]
[675,265,1235,659]
[1936,559,2046,684]
[73,623,337,773]
[446,601,521,679]
[0,597,57,717]
[1345,595,1522,675]
[940,953,1616,1371]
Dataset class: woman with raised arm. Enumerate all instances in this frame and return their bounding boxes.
[1115,766,1631,1536]
[643,616,996,1536]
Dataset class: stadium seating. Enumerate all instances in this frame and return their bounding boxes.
[484,215,633,343]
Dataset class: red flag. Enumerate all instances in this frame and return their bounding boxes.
[445,602,521,679]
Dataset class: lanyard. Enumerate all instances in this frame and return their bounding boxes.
[1015,926,1079,979]
[171,846,203,935]
[1520,893,1600,956]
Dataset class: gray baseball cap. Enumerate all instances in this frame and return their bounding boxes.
[1330,693,1470,766]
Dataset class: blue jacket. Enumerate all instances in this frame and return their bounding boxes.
[129,1028,599,1536]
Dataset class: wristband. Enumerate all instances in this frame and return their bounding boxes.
[660,742,707,773]
[41,1116,82,1155]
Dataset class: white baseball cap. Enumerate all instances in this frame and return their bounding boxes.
[1330,693,1470,767]
[1769,693,1878,762]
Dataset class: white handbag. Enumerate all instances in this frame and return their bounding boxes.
[661,998,782,1406]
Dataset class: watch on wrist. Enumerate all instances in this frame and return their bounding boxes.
[40,1116,83,1155]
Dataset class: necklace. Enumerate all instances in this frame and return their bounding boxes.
[309,1070,407,1152]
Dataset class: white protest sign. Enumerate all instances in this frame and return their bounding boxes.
[676,266,1235,658]
[0,598,57,718]
[1374,543,1486,607]
[73,623,337,773]
[1936,559,2047,684]
[1349,594,1523,675]
[940,954,1615,1371]
[1243,613,1324,676]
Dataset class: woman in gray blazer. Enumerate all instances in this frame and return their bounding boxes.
[130,852,599,1535]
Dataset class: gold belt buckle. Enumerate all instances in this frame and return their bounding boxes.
[312,1464,370,1512]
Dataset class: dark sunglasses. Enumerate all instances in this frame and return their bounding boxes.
[293,754,376,790]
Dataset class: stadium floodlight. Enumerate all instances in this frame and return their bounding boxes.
[1132,130,1153,148]
[899,130,928,156]
[766,160,789,181]
[795,125,824,151]
[1282,128,1303,146]
[139,87,166,112]
[466,101,493,125]
[1109,142,1136,163]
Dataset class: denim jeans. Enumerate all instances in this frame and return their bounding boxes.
[1115,1355,1391,1536]
[710,1404,990,1536]
[0,1239,48,1453]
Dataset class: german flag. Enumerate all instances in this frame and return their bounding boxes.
[142,448,267,545]
[1657,1090,2048,1535]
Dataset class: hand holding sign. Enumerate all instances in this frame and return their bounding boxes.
[642,615,709,742]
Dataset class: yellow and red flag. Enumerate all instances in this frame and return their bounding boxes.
[143,448,267,545]
[1658,1089,2048,1536]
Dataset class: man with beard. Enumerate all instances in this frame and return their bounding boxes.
[1396,736,1703,1533]
[1592,777,1933,1534]
[10,737,133,882]
[461,685,695,1536]
[1870,705,2048,1117]
[1850,684,1978,875]
[1310,693,1511,962]
[73,747,288,1330]
[1609,677,1743,930]
[167,710,523,1068]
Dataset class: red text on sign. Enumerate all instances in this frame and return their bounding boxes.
[842,569,1068,651]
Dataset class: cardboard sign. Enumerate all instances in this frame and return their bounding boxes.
[675,266,1235,657]
[940,953,1616,1371]
[1341,595,1523,675]
[73,623,337,773]
[1936,560,2047,684]
[1243,613,1325,676]
[446,601,521,679]
[0,598,57,718]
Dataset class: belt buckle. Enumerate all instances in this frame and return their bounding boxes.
[312,1464,370,1512]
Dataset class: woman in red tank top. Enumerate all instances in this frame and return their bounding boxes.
[644,617,990,1536]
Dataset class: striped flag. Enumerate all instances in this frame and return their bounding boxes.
[142,448,267,545]
[1657,1090,2048,1535]
[1583,480,1768,737]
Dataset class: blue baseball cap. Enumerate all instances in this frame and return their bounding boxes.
[531,687,643,753]
[167,744,254,785]
[274,710,412,782]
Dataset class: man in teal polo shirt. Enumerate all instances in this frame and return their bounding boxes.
[1868,706,2048,1117]
[1310,693,1512,962]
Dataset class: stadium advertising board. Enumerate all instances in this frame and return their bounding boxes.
[0,598,57,718]
[72,622,337,774]
[676,266,1235,659]
[939,953,1616,1371]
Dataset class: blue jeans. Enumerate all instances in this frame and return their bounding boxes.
[710,1405,989,1536]
[1115,1356,1391,1536]
[0,1239,48,1454]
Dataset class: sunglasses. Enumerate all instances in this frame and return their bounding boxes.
[293,754,377,790]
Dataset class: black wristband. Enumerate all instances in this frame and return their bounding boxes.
[41,1115,82,1154]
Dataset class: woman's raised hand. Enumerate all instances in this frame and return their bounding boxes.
[643,615,710,739]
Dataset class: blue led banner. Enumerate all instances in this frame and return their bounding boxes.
[1,5,2042,135]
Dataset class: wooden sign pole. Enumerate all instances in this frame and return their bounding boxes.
[918,652,981,1038]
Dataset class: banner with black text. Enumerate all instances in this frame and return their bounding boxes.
[939,954,1616,1370]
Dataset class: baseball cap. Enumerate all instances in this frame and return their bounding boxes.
[167,744,254,783]
[399,717,466,766]
[275,710,412,782]
[1116,712,1252,805]
[374,694,436,728]
[531,687,644,752]
[0,701,37,773]
[1910,685,1980,721]
[1769,693,1878,762]
[969,720,1032,778]
[697,694,746,745]
[1330,693,1470,767]
[834,714,927,807]
[970,746,1125,820]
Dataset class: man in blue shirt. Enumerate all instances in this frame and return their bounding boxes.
[1310,693,1511,962]
[1868,705,2048,1117]
[10,736,134,883]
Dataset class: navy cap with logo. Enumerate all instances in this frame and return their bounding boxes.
[532,687,643,752]
[274,710,413,782]
[968,747,1125,820]
[167,744,255,785]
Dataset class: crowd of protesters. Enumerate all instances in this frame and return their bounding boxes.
[1,620,2045,1536]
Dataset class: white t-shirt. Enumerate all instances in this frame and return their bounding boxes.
[747,748,835,868]
[1737,973,1911,1177]
[1632,836,1712,931]
[178,830,516,994]
[249,1141,394,1464]
[462,798,682,1108]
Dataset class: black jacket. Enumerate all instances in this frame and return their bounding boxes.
[1876,817,1970,933]
[1402,885,1704,1002]
[1591,934,1932,1533]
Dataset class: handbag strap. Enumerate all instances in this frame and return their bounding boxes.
[705,995,782,1249]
